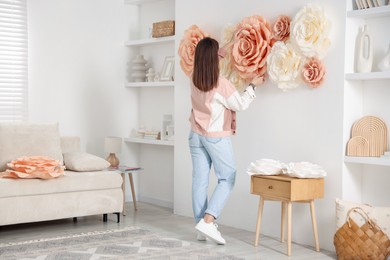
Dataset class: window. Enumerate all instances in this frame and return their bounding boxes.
[0,0,27,122]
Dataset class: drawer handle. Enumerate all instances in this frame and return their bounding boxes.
[268,185,273,189]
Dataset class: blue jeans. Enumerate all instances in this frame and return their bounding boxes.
[188,131,236,223]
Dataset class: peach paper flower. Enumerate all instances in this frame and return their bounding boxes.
[290,4,331,58]
[178,25,209,77]
[0,156,65,179]
[272,15,291,42]
[301,58,326,88]
[267,41,304,91]
[232,15,273,81]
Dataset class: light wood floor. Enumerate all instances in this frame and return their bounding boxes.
[0,202,336,259]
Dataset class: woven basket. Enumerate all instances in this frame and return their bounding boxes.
[152,20,175,38]
[334,207,390,260]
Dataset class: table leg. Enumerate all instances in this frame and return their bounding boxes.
[121,173,126,216]
[287,201,292,256]
[281,201,286,242]
[254,196,264,246]
[310,200,320,252]
[128,172,137,211]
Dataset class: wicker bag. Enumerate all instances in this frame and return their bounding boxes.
[334,207,390,260]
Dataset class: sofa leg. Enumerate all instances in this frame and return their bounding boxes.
[115,212,120,223]
[73,217,77,222]
[103,214,107,222]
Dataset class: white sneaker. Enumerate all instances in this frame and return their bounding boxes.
[197,232,207,241]
[195,219,226,245]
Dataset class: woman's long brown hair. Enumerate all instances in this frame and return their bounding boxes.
[192,37,219,92]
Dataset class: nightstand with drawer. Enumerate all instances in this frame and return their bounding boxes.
[250,175,324,256]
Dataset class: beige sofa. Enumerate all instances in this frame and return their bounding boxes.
[0,123,123,226]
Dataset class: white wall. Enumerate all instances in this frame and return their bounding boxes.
[28,0,373,253]
[27,0,140,200]
[174,0,346,251]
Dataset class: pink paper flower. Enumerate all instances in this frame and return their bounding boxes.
[272,15,290,42]
[1,156,65,179]
[178,25,209,77]
[301,58,326,88]
[232,15,273,80]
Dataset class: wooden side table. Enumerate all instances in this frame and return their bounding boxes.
[250,175,324,256]
[109,166,143,216]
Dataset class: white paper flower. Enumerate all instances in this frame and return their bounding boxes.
[220,54,233,77]
[247,159,283,176]
[228,70,246,91]
[267,41,304,91]
[221,23,237,46]
[290,4,331,58]
[283,161,327,178]
[219,54,245,91]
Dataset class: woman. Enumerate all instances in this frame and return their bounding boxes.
[189,37,263,245]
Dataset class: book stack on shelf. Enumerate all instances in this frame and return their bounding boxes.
[143,131,161,140]
[355,0,387,9]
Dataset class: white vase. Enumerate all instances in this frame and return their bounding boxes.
[131,55,148,82]
[355,25,373,73]
[378,44,390,72]
[146,68,156,82]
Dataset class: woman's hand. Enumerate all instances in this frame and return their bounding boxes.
[251,75,264,87]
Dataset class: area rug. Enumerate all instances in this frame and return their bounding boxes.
[0,226,243,259]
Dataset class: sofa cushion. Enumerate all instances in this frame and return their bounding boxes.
[0,123,63,171]
[63,152,110,172]
[0,170,122,198]
[60,136,81,153]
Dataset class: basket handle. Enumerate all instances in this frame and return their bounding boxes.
[346,207,374,228]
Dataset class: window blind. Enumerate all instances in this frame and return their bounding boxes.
[0,0,27,122]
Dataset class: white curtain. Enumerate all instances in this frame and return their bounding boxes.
[0,0,27,122]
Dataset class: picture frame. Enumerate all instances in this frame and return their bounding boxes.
[160,56,175,81]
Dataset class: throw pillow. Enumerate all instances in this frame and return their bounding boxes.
[335,198,390,238]
[63,152,110,172]
[0,123,63,171]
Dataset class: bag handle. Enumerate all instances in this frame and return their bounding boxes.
[346,207,374,228]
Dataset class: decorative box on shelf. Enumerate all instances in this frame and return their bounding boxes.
[152,20,175,38]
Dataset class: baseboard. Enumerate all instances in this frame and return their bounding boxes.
[138,195,173,209]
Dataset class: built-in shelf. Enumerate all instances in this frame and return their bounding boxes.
[345,71,390,80]
[124,36,175,47]
[124,137,174,146]
[347,5,390,18]
[125,81,174,88]
[344,156,390,166]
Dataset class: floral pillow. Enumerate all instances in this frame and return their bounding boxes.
[63,152,110,172]
[335,198,390,238]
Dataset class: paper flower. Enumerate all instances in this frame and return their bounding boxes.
[247,159,283,176]
[1,156,65,179]
[283,161,327,178]
[178,25,209,77]
[178,5,331,92]
[221,23,237,47]
[301,57,326,88]
[272,15,291,42]
[232,15,273,81]
[290,4,331,58]
[267,41,304,91]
